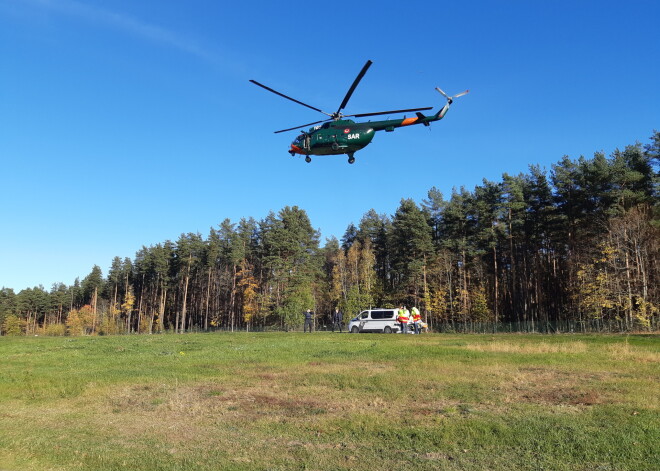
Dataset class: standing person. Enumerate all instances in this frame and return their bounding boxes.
[397,305,409,334]
[303,309,314,333]
[411,306,422,334]
[404,306,411,333]
[332,307,343,333]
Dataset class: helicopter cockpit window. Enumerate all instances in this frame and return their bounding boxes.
[321,123,330,129]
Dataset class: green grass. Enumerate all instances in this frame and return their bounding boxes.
[1,333,658,470]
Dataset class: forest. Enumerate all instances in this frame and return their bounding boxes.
[1,132,658,335]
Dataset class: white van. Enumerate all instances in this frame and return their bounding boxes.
[348,308,401,334]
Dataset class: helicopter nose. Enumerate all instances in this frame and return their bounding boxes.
[290,144,303,155]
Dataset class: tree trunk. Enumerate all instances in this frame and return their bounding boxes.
[181,274,190,333]
[205,269,212,331]
[493,245,499,324]
[180,253,193,333]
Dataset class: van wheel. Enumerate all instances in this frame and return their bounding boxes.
[384,326,392,334]
[351,326,359,334]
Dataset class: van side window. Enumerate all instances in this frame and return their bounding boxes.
[372,311,384,320]
[360,312,368,319]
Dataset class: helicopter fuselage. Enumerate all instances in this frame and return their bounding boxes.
[290,120,374,156]
[289,107,449,158]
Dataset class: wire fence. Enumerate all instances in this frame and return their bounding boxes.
[427,317,659,334]
[198,317,659,334]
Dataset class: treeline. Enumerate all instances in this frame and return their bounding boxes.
[1,132,658,335]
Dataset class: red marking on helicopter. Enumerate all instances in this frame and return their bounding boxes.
[401,117,418,126]
[344,129,350,133]
[290,144,304,154]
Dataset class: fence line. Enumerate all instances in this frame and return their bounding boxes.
[429,318,659,334]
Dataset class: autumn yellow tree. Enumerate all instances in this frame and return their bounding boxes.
[2,314,24,336]
[66,305,95,336]
[238,261,260,330]
[331,240,377,316]
[122,288,135,333]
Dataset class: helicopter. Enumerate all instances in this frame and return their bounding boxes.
[250,60,468,164]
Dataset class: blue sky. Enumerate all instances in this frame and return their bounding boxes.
[1,0,659,291]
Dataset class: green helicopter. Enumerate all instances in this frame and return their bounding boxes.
[250,60,468,164]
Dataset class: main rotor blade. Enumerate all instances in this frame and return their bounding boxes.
[348,106,433,118]
[274,119,330,134]
[336,60,373,115]
[249,80,331,116]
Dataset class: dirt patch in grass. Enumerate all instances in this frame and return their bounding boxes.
[90,377,454,447]
[256,372,280,381]
[501,367,612,407]
[522,386,604,406]
[420,451,455,461]
[100,382,332,424]
[248,393,327,416]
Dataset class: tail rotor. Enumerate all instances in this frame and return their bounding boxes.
[436,87,469,104]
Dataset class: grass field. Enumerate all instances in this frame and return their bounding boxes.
[0,332,658,470]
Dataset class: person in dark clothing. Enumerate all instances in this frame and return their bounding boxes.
[332,308,343,332]
[304,309,314,333]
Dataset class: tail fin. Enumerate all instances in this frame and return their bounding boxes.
[416,112,430,126]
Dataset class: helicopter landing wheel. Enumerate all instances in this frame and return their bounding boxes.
[348,154,355,164]
[305,156,312,163]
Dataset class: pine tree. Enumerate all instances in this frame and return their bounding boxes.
[390,199,433,305]
[357,209,391,295]
[174,233,204,333]
[0,288,17,330]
